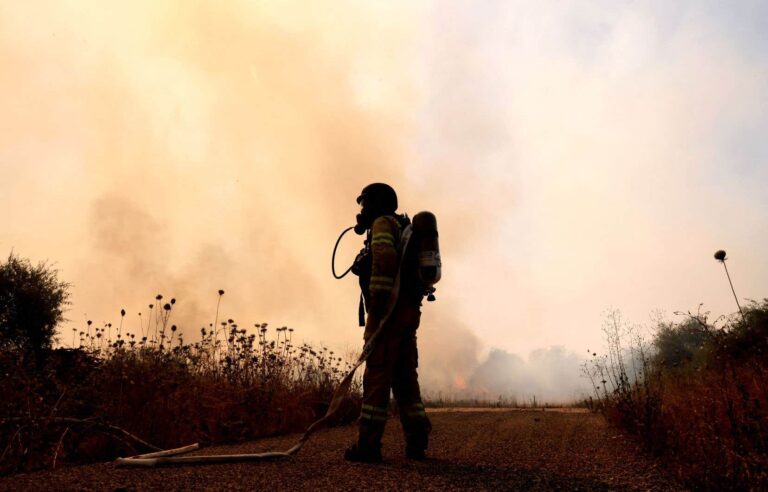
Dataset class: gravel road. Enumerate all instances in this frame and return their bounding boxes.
[0,409,684,491]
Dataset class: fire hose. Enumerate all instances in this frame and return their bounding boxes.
[115,227,412,467]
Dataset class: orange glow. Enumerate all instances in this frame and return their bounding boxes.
[453,376,467,390]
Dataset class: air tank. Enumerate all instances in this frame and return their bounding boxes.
[412,211,441,285]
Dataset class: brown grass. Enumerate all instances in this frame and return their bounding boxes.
[0,294,361,475]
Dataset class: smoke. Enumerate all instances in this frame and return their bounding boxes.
[468,347,590,404]
[2,1,767,402]
[413,0,768,372]
[417,307,589,403]
[417,311,483,392]
[0,0,420,349]
[415,303,591,403]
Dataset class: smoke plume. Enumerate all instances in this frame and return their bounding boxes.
[2,1,767,401]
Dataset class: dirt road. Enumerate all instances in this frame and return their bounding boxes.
[1,410,683,491]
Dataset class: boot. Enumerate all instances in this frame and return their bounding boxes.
[405,433,428,460]
[405,444,426,460]
[343,443,382,463]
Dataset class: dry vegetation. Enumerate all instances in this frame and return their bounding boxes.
[584,302,768,490]
[424,395,574,409]
[0,291,361,475]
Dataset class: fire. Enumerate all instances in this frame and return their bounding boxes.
[453,375,467,390]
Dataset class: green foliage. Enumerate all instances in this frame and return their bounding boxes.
[652,318,711,369]
[714,299,768,361]
[0,253,70,354]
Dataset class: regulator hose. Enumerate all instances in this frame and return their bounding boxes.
[332,226,357,279]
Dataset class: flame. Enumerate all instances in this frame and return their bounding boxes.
[453,375,467,390]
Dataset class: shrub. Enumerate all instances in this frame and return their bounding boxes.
[0,253,70,356]
[586,302,768,490]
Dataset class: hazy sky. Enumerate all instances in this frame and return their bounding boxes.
[2,1,766,400]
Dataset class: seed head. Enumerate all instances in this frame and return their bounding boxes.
[170,298,176,305]
[156,294,163,301]
[714,250,726,261]
[164,303,171,311]
[120,309,126,317]
[171,325,177,332]
[218,289,225,296]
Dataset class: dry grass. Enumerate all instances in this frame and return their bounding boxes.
[0,293,361,475]
[424,395,583,410]
[585,301,768,490]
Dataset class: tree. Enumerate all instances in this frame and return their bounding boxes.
[0,252,70,353]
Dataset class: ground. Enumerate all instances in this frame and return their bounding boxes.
[0,409,684,491]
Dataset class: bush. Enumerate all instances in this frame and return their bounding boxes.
[652,318,711,369]
[586,302,768,490]
[0,253,70,355]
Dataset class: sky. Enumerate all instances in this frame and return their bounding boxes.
[1,1,766,402]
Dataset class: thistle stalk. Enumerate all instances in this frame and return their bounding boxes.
[213,290,224,361]
[714,250,745,323]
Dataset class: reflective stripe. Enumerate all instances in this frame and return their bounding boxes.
[369,276,394,293]
[371,237,395,247]
[371,231,395,242]
[370,276,394,285]
[405,402,426,418]
[361,404,388,421]
[406,410,427,418]
[369,285,393,293]
[361,404,388,414]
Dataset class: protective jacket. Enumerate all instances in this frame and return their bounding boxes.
[361,216,401,315]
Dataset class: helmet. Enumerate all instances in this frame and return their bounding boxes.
[354,183,398,235]
[356,183,398,214]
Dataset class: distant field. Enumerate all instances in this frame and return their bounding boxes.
[427,407,588,413]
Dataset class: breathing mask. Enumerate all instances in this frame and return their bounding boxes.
[354,204,375,235]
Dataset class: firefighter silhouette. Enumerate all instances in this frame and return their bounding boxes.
[344,183,433,462]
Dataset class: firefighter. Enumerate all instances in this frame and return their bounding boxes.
[344,183,432,463]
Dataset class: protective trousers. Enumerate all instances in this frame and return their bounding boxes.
[358,301,432,453]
